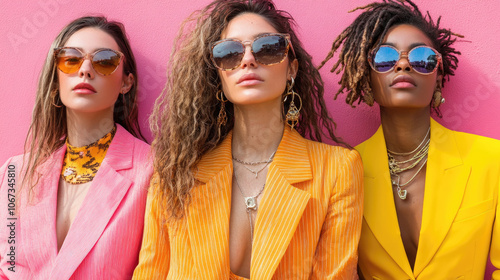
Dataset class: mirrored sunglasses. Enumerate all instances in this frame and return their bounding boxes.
[210,33,295,71]
[369,45,443,75]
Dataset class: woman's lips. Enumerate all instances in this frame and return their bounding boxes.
[391,75,416,89]
[237,73,263,86]
[73,83,96,94]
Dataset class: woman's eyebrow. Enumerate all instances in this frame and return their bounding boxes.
[381,42,428,49]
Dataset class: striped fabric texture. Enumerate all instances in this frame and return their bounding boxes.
[133,127,363,279]
[0,125,153,279]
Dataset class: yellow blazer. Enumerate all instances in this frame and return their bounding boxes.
[133,127,363,279]
[356,118,500,280]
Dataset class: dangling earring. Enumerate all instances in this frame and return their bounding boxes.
[432,83,445,108]
[283,77,302,129]
[216,90,228,127]
[51,89,63,108]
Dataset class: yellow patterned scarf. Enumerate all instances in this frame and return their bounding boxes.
[61,126,116,184]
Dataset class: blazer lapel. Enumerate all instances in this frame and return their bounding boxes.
[22,147,65,278]
[49,125,136,279]
[250,128,312,280]
[413,119,469,277]
[188,132,233,279]
[359,126,414,277]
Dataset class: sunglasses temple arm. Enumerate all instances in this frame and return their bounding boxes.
[289,42,296,59]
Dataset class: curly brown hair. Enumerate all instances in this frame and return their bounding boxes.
[318,0,463,116]
[151,0,345,221]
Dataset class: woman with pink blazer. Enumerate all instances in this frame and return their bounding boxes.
[0,16,152,279]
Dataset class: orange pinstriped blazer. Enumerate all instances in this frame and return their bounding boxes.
[133,127,363,280]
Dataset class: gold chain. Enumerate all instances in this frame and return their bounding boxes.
[387,127,430,200]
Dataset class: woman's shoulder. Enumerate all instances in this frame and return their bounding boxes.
[303,137,361,166]
[1,154,25,167]
[449,130,500,161]
[0,154,28,192]
[451,129,500,144]
[0,153,29,175]
[130,136,151,157]
[113,125,151,160]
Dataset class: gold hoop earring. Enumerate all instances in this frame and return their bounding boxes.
[216,90,228,127]
[283,77,302,129]
[432,84,445,108]
[51,89,63,108]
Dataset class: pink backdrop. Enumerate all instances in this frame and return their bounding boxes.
[1,0,499,277]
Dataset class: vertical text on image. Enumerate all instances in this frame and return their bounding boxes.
[6,164,17,272]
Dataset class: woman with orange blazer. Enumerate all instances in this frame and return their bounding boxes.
[320,0,500,279]
[133,0,363,279]
[0,17,152,279]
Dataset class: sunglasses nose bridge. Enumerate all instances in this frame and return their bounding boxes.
[241,41,254,56]
[394,50,412,72]
[239,40,257,67]
[400,51,409,61]
[78,53,96,78]
[82,52,93,62]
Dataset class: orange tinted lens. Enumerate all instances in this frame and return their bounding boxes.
[56,48,84,74]
[92,50,122,75]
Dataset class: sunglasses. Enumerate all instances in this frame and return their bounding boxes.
[54,47,124,76]
[210,33,295,71]
[369,45,443,75]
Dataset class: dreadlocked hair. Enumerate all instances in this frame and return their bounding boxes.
[151,0,346,221]
[318,0,463,116]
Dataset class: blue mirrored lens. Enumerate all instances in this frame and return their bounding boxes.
[373,46,399,72]
[409,47,438,74]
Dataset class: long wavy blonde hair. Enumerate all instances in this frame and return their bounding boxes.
[151,0,345,221]
[22,16,144,195]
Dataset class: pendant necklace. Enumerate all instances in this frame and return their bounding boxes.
[387,127,430,200]
[233,173,265,243]
[391,158,428,200]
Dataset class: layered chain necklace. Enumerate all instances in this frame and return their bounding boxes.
[232,150,276,242]
[387,127,430,200]
[232,151,276,178]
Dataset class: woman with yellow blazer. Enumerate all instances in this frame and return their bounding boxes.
[320,0,500,279]
[133,0,363,279]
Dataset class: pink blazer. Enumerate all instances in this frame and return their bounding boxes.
[0,125,153,280]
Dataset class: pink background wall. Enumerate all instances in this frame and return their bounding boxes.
[1,0,499,277]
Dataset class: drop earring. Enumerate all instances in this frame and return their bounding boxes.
[283,77,302,129]
[216,90,228,127]
[432,83,445,108]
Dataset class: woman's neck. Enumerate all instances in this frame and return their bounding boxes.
[380,107,431,153]
[231,100,284,162]
[66,109,115,147]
